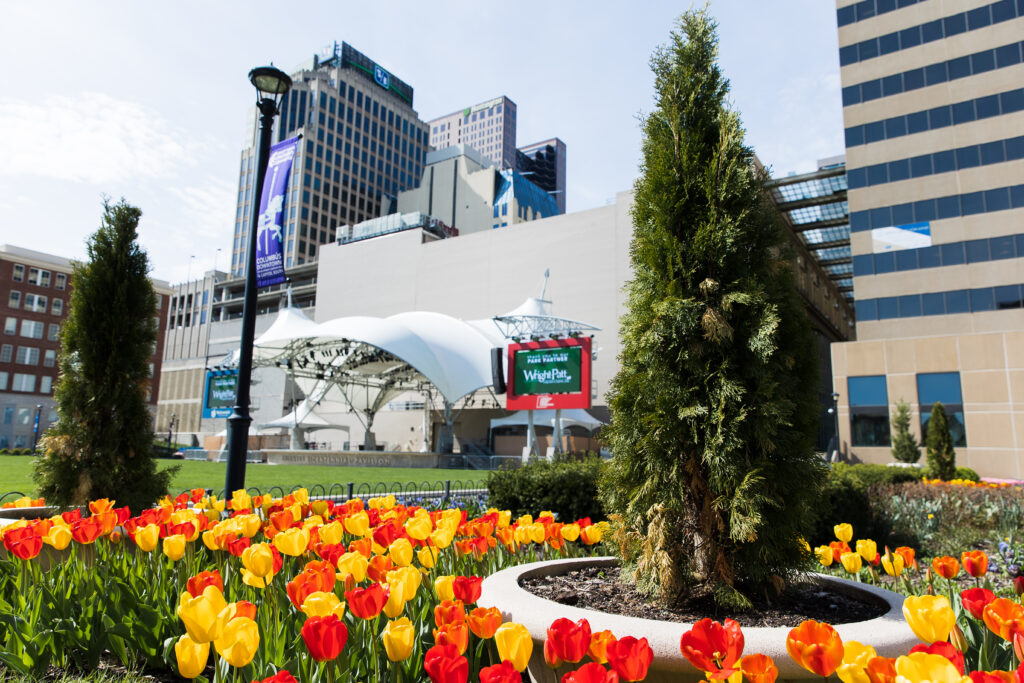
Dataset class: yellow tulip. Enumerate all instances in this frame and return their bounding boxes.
[527,523,545,544]
[405,515,433,540]
[303,515,325,530]
[431,527,454,549]
[882,550,905,577]
[815,545,834,567]
[840,552,863,574]
[389,538,413,567]
[388,566,422,598]
[834,523,853,543]
[561,524,581,542]
[837,641,877,683]
[163,534,187,562]
[894,652,965,683]
[343,512,370,537]
[311,500,330,517]
[318,521,344,546]
[43,525,72,551]
[201,530,220,551]
[435,575,455,601]
[383,617,415,661]
[383,579,407,618]
[131,523,159,552]
[516,514,534,526]
[336,552,368,583]
[495,622,533,672]
[417,545,439,568]
[495,509,512,528]
[174,634,210,679]
[177,586,228,644]
[300,591,346,619]
[230,490,252,511]
[214,617,259,668]
[856,539,877,563]
[240,543,276,588]
[272,527,309,557]
[238,514,262,538]
[902,595,955,644]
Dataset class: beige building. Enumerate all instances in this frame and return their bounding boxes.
[428,96,517,169]
[832,0,1024,476]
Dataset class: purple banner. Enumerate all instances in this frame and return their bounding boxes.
[255,136,299,288]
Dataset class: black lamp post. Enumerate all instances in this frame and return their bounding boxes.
[827,391,841,461]
[167,412,176,455]
[32,404,42,452]
[224,65,292,496]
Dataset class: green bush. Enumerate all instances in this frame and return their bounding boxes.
[0,449,9,455]
[954,466,980,482]
[808,463,923,545]
[487,456,605,522]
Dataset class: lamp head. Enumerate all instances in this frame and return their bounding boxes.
[248,65,292,109]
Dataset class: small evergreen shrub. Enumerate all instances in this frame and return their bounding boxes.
[954,466,981,482]
[486,457,605,521]
[890,398,920,463]
[808,463,923,544]
[925,402,957,481]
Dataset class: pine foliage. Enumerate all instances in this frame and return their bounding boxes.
[890,398,920,463]
[600,9,825,609]
[34,199,176,512]
[925,402,956,481]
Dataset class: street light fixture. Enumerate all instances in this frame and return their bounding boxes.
[827,391,841,462]
[224,65,292,497]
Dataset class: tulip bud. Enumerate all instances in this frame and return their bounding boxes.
[1014,576,1024,597]
[949,624,967,653]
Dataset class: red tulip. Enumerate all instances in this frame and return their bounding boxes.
[680,618,744,678]
[300,614,348,662]
[423,643,468,683]
[961,588,997,620]
[547,617,593,664]
[545,637,564,668]
[969,672,1012,683]
[560,662,620,683]
[606,636,653,681]
[962,551,989,578]
[1013,576,1024,597]
[452,575,482,604]
[233,601,257,621]
[2,526,43,560]
[910,641,965,674]
[479,660,521,683]
[227,536,251,556]
[286,571,322,610]
[70,516,104,544]
[253,671,298,683]
[345,582,388,619]
[186,570,224,598]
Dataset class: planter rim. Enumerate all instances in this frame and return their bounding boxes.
[479,556,920,677]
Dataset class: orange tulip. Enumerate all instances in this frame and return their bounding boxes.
[864,656,897,683]
[786,620,844,677]
[983,598,1024,642]
[740,653,779,683]
[931,556,959,579]
[467,606,503,639]
[434,599,467,628]
[961,551,989,578]
[433,621,469,655]
[588,630,617,665]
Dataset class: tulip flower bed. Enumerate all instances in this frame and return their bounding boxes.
[1,495,46,509]
[0,488,609,682]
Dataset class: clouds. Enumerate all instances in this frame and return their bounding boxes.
[0,93,196,184]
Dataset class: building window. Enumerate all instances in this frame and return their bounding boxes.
[20,320,43,339]
[8,291,21,309]
[848,375,891,447]
[51,299,63,316]
[48,324,60,341]
[27,268,50,287]
[0,371,6,390]
[0,344,11,362]
[55,273,66,290]
[11,374,35,392]
[2,406,11,424]
[40,376,52,394]
[16,347,39,365]
[24,294,47,312]
[43,349,55,368]
[12,264,24,282]
[4,317,15,335]
[917,372,967,447]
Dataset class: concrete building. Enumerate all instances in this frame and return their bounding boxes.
[0,245,170,449]
[516,138,567,215]
[832,0,1024,476]
[229,41,431,276]
[395,146,559,235]
[428,96,517,169]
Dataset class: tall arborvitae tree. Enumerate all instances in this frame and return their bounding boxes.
[891,398,920,463]
[600,9,825,609]
[925,402,956,480]
[34,199,176,512]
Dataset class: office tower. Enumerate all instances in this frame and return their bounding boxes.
[428,96,518,170]
[230,41,431,276]
[832,0,1024,476]
[516,138,567,214]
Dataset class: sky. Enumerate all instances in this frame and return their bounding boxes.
[0,1,844,285]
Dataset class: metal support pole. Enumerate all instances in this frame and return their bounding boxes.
[225,98,277,496]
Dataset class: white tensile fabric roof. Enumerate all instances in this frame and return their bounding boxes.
[253,308,498,405]
[489,409,605,433]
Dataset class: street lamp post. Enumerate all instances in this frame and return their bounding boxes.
[167,412,176,455]
[827,391,841,462]
[224,65,292,497]
[32,404,42,452]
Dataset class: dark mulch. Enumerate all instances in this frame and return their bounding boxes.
[520,566,889,627]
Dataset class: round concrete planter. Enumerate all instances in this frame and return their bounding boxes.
[0,505,62,522]
[479,556,919,683]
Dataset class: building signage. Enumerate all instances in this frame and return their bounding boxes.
[374,65,390,90]
[506,337,592,410]
[471,97,503,114]
[203,370,238,419]
[255,136,300,288]
[871,221,931,253]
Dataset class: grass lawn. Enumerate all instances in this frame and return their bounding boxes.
[0,456,489,499]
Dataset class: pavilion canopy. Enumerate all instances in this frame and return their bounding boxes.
[489,409,605,433]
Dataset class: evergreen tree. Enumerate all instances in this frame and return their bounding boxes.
[925,402,956,480]
[34,199,176,512]
[600,9,825,610]
[890,398,920,463]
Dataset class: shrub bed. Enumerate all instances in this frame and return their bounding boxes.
[486,456,604,522]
